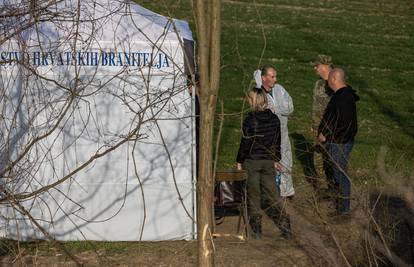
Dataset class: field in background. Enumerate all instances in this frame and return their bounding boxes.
[137,0,414,182]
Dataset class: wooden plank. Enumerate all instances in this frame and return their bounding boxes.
[215,170,247,181]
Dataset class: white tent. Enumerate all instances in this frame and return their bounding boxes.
[0,0,197,241]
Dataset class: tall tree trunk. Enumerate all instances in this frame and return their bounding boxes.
[193,0,221,266]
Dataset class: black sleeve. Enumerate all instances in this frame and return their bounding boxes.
[318,100,336,139]
[236,117,253,163]
[275,126,282,162]
[272,117,281,162]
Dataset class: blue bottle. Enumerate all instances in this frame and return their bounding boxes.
[275,172,281,186]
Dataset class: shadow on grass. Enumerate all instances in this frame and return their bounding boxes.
[349,75,414,139]
[290,132,319,190]
[364,89,414,139]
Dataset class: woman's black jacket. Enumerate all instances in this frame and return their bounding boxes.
[236,109,281,163]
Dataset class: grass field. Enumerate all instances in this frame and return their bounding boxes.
[137,0,414,181]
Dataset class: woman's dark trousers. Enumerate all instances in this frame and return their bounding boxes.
[244,159,291,238]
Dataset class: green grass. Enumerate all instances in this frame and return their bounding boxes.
[135,0,414,177]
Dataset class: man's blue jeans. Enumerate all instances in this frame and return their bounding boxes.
[325,141,354,214]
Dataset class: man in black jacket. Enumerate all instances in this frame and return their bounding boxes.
[318,68,359,216]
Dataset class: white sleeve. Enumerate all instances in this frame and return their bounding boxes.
[273,84,294,116]
[266,93,276,111]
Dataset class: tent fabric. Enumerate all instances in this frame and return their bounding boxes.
[0,0,196,241]
[1,0,193,42]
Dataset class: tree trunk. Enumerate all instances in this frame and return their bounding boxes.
[194,0,221,266]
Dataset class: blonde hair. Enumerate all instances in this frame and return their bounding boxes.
[247,88,268,112]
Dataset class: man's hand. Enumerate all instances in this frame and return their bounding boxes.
[274,162,283,172]
[236,163,243,171]
[318,133,326,143]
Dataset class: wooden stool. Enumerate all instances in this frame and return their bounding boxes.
[214,170,249,239]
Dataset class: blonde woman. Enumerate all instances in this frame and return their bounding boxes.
[236,87,292,239]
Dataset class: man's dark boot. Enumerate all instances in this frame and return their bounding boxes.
[249,216,262,240]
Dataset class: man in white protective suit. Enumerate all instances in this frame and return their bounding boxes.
[254,66,295,197]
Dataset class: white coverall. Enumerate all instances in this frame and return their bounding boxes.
[267,84,295,197]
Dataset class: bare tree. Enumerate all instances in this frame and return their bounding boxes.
[192,0,221,266]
